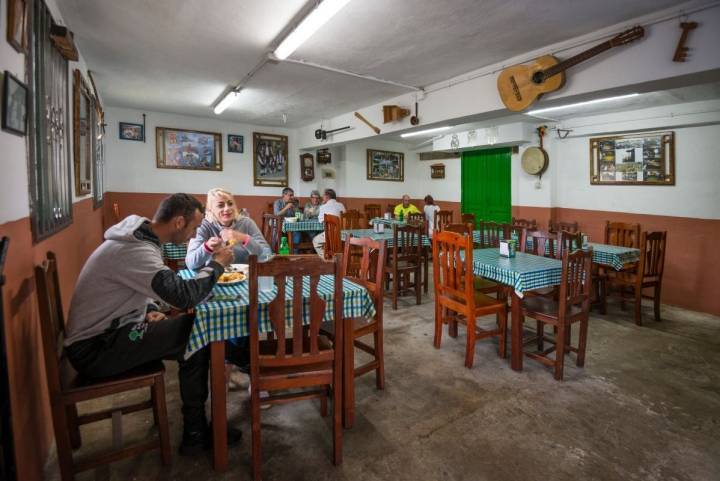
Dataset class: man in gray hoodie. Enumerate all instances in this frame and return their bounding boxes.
[65,193,238,456]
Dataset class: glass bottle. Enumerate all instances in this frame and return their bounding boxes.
[278,236,290,256]
[399,210,404,222]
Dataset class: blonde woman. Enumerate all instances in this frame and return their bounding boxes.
[185,188,270,270]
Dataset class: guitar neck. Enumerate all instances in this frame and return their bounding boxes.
[542,40,613,80]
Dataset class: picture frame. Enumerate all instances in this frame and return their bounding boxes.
[301,153,314,181]
[367,148,404,182]
[253,131,288,187]
[227,134,244,153]
[1,70,28,136]
[119,122,144,141]
[317,148,331,164]
[590,131,675,185]
[156,127,222,171]
[431,163,445,179]
[7,0,28,54]
[73,69,93,195]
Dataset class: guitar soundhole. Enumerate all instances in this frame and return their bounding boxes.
[532,71,545,84]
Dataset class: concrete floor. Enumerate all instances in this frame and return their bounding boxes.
[52,292,720,481]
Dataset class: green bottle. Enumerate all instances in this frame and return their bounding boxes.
[399,210,404,222]
[279,236,290,255]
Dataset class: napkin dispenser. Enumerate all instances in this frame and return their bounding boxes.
[373,221,384,233]
[499,240,516,258]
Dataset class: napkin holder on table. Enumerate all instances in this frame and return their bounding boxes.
[499,240,516,258]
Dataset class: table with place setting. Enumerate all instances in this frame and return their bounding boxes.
[281,218,323,251]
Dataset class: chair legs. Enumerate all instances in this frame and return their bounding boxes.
[653,284,662,322]
[374,327,385,390]
[66,404,81,450]
[633,287,643,326]
[433,303,443,348]
[554,324,566,380]
[464,317,476,369]
[251,385,262,481]
[151,375,172,466]
[576,319,589,367]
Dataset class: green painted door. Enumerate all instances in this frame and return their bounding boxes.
[461,148,511,223]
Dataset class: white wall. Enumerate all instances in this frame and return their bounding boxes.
[105,107,296,197]
[0,0,94,224]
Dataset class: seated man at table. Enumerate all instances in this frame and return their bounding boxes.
[64,193,241,456]
[273,187,301,252]
[303,189,322,219]
[394,194,421,219]
[313,188,346,257]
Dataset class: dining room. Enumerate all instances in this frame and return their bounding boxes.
[1,1,720,480]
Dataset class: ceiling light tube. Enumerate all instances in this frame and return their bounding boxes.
[526,93,639,116]
[213,89,241,115]
[274,0,352,60]
[401,126,452,138]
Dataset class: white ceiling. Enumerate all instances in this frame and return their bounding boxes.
[58,0,683,127]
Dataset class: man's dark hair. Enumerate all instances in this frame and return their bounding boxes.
[324,188,337,199]
[153,193,204,223]
[282,187,294,196]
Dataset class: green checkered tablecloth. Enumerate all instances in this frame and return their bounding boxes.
[282,219,323,233]
[369,217,408,227]
[471,248,562,294]
[342,229,431,247]
[162,242,188,260]
[178,270,376,357]
[588,243,639,270]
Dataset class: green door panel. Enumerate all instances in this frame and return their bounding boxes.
[461,148,511,223]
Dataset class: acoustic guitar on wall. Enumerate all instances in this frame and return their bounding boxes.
[497,26,645,112]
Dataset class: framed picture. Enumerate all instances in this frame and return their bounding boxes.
[228,134,244,153]
[590,131,674,185]
[119,122,144,141]
[7,0,28,53]
[301,153,314,181]
[367,149,404,182]
[1,71,28,136]
[253,132,288,187]
[156,127,222,171]
[317,148,331,164]
[431,163,445,179]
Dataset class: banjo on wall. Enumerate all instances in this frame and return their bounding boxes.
[522,126,549,179]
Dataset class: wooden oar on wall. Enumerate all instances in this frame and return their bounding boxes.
[354,112,381,134]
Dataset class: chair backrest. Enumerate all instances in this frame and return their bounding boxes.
[248,254,343,367]
[434,210,453,233]
[261,213,283,253]
[391,224,422,262]
[558,230,582,259]
[266,202,274,214]
[323,214,342,260]
[557,248,593,318]
[511,217,537,229]
[364,204,381,223]
[460,213,476,229]
[432,230,474,311]
[479,221,509,248]
[443,223,473,236]
[605,221,640,248]
[340,209,362,230]
[525,230,559,258]
[407,212,424,225]
[35,252,66,412]
[549,220,579,233]
[342,235,386,317]
[639,231,667,279]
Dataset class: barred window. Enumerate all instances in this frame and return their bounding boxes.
[27,1,72,241]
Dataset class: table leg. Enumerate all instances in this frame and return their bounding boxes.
[510,290,524,371]
[342,316,355,429]
[210,341,228,471]
[287,232,294,253]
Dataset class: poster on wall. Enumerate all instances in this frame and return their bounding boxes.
[366,148,404,181]
[253,132,288,187]
[590,131,674,185]
[155,127,222,171]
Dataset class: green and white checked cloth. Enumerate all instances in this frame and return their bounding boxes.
[588,243,639,270]
[369,217,407,227]
[162,242,188,260]
[472,248,562,294]
[178,270,376,357]
[342,228,431,247]
[282,219,323,233]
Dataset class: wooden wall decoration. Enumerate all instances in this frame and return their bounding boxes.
[73,70,93,195]
[49,24,79,61]
[301,153,314,181]
[590,131,675,185]
[6,0,28,53]
[382,105,410,123]
[317,148,331,164]
[431,163,445,179]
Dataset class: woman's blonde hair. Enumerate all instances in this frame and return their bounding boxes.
[205,188,239,224]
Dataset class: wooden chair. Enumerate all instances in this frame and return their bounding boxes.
[384,224,423,310]
[604,231,666,325]
[434,210,453,233]
[461,213,476,229]
[261,213,283,253]
[479,221,509,248]
[549,220,579,233]
[406,213,430,292]
[248,254,343,481]
[407,212,424,226]
[35,252,170,481]
[443,223,472,235]
[323,214,342,260]
[605,221,640,248]
[511,217,537,229]
[432,231,508,368]
[520,248,592,380]
[524,230,559,259]
[558,230,582,259]
[340,209,363,230]
[364,204,381,225]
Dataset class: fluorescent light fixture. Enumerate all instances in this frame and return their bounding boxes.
[401,126,452,138]
[213,89,241,115]
[274,0,352,60]
[526,93,639,116]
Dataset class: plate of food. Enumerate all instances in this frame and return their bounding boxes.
[217,271,246,285]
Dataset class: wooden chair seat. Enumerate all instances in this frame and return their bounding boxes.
[448,289,506,312]
[61,360,165,396]
[521,296,585,322]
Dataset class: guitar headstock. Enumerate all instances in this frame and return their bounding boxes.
[610,26,645,46]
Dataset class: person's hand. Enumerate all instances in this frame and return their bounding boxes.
[220,229,249,246]
[212,245,234,267]
[206,236,223,251]
[145,311,166,323]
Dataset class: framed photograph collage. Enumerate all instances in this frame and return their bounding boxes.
[590,131,675,185]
